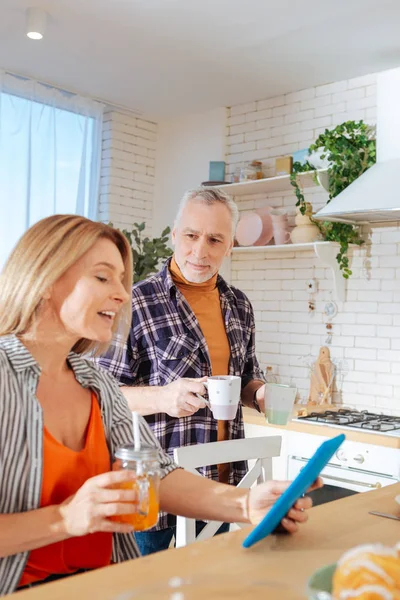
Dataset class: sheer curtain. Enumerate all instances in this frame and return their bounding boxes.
[0,71,104,267]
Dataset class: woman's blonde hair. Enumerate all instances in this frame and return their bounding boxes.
[0,215,133,355]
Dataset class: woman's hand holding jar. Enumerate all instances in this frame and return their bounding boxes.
[59,469,139,536]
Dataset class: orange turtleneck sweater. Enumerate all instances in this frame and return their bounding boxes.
[169,256,231,482]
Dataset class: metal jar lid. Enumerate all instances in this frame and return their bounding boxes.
[115,444,159,461]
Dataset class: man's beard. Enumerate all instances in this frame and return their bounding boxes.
[176,257,216,283]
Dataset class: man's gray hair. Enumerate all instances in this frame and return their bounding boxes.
[175,187,239,237]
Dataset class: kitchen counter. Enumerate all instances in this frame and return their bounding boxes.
[13,483,400,599]
[243,406,400,449]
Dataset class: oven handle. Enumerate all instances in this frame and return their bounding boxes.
[321,473,382,489]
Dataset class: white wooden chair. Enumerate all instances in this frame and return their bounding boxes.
[173,435,282,548]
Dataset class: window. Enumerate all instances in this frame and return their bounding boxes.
[0,71,103,267]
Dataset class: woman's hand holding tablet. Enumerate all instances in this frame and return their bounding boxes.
[243,434,345,548]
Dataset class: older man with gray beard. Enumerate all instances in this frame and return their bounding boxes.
[98,187,266,555]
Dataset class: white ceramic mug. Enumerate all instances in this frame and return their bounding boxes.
[201,376,241,420]
[273,228,291,245]
[270,209,291,245]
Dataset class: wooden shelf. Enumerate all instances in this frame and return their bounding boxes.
[232,241,334,254]
[232,241,346,302]
[205,170,327,196]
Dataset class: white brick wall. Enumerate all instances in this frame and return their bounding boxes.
[98,110,156,233]
[226,73,377,180]
[228,74,400,416]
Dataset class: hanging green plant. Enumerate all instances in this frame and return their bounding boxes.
[290,160,317,216]
[110,222,173,283]
[290,120,376,278]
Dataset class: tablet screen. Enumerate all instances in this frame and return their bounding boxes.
[242,433,346,548]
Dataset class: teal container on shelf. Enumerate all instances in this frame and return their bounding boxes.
[292,148,310,165]
[208,161,226,182]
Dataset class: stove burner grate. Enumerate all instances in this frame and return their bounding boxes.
[301,410,400,432]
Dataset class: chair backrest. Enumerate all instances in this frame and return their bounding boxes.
[173,435,282,548]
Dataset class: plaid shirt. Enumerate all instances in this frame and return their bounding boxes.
[98,258,264,530]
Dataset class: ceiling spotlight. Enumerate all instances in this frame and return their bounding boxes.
[26,7,47,40]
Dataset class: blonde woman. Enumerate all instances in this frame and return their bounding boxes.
[0,215,321,594]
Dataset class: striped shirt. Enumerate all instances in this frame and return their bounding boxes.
[0,335,178,596]
[97,258,264,529]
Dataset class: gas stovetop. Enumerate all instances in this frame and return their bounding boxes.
[294,409,400,438]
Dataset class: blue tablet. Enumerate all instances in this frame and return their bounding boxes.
[242,433,345,548]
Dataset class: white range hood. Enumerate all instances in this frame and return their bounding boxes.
[314,67,400,224]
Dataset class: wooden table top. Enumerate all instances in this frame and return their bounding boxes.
[13,483,400,600]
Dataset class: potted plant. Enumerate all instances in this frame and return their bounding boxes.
[290,120,376,278]
[112,222,173,283]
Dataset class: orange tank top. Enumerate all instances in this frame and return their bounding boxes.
[19,392,113,587]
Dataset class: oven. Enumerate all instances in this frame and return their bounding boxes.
[288,456,397,493]
[286,425,399,505]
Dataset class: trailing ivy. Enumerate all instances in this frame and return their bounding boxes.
[290,120,376,279]
[290,160,316,215]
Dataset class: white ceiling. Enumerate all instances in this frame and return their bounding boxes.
[1,0,400,118]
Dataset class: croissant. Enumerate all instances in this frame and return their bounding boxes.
[332,543,400,599]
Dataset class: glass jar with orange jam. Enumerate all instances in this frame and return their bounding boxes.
[112,445,160,531]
